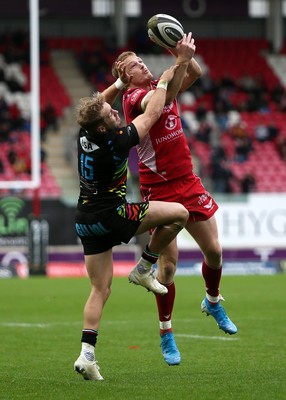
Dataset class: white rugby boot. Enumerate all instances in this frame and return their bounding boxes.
[128,265,168,295]
[74,353,104,381]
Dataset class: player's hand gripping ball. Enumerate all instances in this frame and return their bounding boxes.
[147,14,184,48]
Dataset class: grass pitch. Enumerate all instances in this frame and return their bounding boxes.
[0,274,285,400]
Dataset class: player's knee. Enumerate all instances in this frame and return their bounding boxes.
[167,205,189,229]
[205,246,222,267]
[158,259,176,281]
[178,205,189,225]
[92,284,112,303]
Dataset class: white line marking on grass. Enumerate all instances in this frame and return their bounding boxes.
[1,322,49,328]
[0,321,81,328]
[176,333,239,341]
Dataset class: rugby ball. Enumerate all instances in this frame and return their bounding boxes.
[147,14,184,48]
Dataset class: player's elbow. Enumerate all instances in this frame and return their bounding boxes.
[196,65,203,79]
[190,67,203,82]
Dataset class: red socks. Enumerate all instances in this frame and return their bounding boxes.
[156,282,175,335]
[202,261,222,300]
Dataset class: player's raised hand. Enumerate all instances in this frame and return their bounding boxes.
[159,64,179,84]
[171,32,196,63]
[115,61,132,85]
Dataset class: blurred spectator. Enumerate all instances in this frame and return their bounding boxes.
[13,157,29,175]
[13,148,31,175]
[267,121,280,142]
[0,114,13,142]
[230,121,249,139]
[9,103,25,130]
[210,159,233,193]
[213,100,229,131]
[271,83,284,104]
[278,93,286,112]
[234,136,252,162]
[254,120,270,142]
[196,120,212,143]
[0,158,4,174]
[41,102,59,132]
[276,136,286,161]
[7,147,17,165]
[211,145,227,163]
[238,74,256,93]
[195,103,208,121]
[245,92,261,112]
[220,74,236,91]
[241,173,256,193]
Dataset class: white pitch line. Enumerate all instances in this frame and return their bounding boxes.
[1,322,49,328]
[176,333,239,341]
[0,322,81,328]
[0,323,239,341]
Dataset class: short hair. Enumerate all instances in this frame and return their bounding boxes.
[75,92,105,129]
[111,51,136,78]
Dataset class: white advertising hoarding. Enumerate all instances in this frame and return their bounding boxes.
[178,193,286,250]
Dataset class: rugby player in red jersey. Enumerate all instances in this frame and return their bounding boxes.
[112,32,237,366]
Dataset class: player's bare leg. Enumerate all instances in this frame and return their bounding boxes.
[74,250,113,381]
[187,217,237,334]
[128,201,188,295]
[154,240,181,365]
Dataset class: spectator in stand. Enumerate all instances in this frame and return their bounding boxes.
[7,147,16,165]
[195,103,208,122]
[196,120,212,143]
[234,136,252,163]
[0,158,4,174]
[254,120,270,142]
[238,74,256,93]
[0,100,13,142]
[275,136,286,161]
[210,146,233,193]
[213,87,231,131]
[267,121,280,142]
[210,158,233,193]
[245,92,261,112]
[278,92,286,112]
[258,92,270,114]
[9,103,25,130]
[241,172,256,193]
[42,102,59,132]
[213,99,229,131]
[230,121,249,139]
[271,83,285,105]
[211,145,227,163]
[9,146,30,176]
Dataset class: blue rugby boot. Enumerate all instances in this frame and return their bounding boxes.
[201,296,238,335]
[161,332,181,366]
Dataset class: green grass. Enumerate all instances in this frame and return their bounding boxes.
[0,274,285,400]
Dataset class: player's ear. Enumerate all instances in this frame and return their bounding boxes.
[97,124,106,133]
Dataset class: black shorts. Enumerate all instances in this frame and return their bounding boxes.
[75,202,149,255]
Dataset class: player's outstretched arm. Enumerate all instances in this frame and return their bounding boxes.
[132,65,178,140]
[167,32,202,97]
[101,61,131,105]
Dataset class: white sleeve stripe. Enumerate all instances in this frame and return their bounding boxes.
[141,90,155,112]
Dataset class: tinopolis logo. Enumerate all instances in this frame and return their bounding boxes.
[0,197,28,235]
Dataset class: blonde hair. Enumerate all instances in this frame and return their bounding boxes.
[111,51,136,78]
[75,92,105,129]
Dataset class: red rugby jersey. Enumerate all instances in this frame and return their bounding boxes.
[122,81,193,185]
